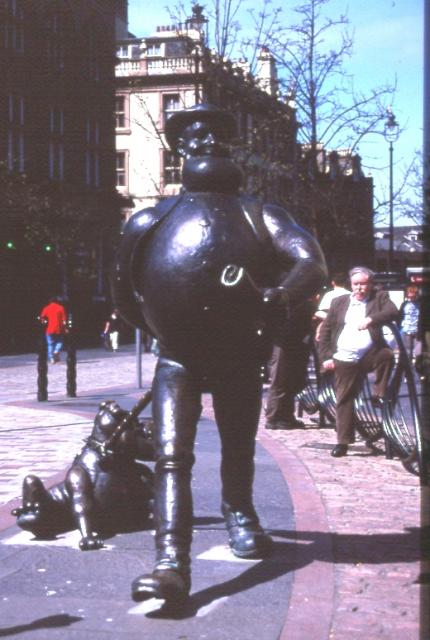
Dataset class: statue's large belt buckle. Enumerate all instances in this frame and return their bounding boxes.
[220,264,244,287]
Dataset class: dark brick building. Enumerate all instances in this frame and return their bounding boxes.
[292,145,374,274]
[0,0,121,352]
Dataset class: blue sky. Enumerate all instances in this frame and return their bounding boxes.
[127,0,423,225]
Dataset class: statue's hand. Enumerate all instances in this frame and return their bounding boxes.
[79,533,104,551]
[262,287,289,308]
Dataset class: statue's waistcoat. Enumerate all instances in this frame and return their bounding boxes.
[137,191,271,365]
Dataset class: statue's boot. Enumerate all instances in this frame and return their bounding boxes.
[131,359,201,604]
[222,501,273,558]
[131,358,199,604]
[131,511,192,604]
[131,560,190,604]
[213,364,272,558]
[219,405,273,559]
[131,447,194,604]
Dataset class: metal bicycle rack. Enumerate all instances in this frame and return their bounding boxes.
[382,323,426,482]
[297,323,426,482]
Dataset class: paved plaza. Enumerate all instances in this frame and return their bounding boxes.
[0,344,427,639]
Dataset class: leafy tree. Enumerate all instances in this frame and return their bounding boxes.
[0,165,120,298]
[266,0,393,151]
[168,0,395,248]
[390,151,424,226]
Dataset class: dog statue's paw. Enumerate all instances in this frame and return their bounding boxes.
[79,533,104,551]
[12,502,43,530]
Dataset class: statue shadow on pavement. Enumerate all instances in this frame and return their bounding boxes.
[146,539,298,620]
[145,526,423,619]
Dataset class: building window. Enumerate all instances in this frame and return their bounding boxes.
[7,94,25,172]
[117,45,129,58]
[2,0,24,53]
[47,12,65,73]
[85,118,100,187]
[163,150,181,185]
[116,151,128,188]
[163,94,181,128]
[86,28,100,81]
[116,43,140,59]
[48,106,64,181]
[115,95,128,129]
[146,42,161,56]
[165,40,187,58]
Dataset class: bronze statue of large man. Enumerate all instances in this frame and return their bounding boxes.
[112,103,327,604]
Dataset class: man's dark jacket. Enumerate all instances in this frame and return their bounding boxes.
[318,289,399,364]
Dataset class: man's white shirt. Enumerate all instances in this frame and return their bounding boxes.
[334,296,373,362]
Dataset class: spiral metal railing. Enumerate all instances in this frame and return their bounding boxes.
[297,323,426,482]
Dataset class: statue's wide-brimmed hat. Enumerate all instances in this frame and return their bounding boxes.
[165,103,238,152]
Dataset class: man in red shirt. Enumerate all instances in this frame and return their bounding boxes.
[39,297,68,363]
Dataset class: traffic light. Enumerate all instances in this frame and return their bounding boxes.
[6,240,16,250]
[44,243,53,253]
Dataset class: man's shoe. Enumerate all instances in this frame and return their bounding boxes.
[331,444,348,457]
[265,422,286,430]
[284,416,305,429]
[370,395,384,409]
[222,503,272,559]
[266,416,304,430]
[131,568,190,604]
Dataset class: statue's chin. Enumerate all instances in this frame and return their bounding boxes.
[182,156,243,193]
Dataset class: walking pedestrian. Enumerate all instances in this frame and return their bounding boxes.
[39,297,68,364]
[398,285,421,361]
[103,309,121,352]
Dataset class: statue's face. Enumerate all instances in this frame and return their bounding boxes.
[177,120,229,159]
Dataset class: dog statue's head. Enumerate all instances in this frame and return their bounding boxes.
[91,400,154,461]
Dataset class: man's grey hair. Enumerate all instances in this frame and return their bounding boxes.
[348,266,375,281]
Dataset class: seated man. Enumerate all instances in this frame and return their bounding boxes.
[318,266,399,457]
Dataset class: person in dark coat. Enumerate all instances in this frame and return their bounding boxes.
[265,296,317,430]
[112,103,327,604]
[318,266,399,457]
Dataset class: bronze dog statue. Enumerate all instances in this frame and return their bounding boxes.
[12,395,154,550]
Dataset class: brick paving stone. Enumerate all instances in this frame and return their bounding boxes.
[262,406,421,640]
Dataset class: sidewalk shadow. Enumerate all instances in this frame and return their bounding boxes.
[273,526,423,564]
[147,526,424,620]
[147,539,297,620]
[0,614,82,638]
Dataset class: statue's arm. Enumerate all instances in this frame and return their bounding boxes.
[262,203,328,308]
[111,207,160,331]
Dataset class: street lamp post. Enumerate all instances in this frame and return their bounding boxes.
[383,108,400,271]
[184,4,208,105]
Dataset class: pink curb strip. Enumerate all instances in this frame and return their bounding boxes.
[258,429,335,640]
